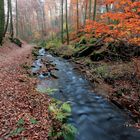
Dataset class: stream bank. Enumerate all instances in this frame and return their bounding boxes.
[45,40,140,129]
[32,47,140,140]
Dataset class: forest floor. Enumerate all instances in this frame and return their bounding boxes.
[0,41,52,139]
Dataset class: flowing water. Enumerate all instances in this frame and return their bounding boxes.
[33,48,140,140]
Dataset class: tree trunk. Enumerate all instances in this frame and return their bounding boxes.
[89,0,92,19]
[61,0,64,43]
[16,0,18,37]
[4,0,10,38]
[0,0,5,45]
[65,0,69,45]
[93,0,97,21]
[76,0,79,32]
[9,0,14,39]
[84,0,88,26]
[42,4,47,35]
[106,4,111,24]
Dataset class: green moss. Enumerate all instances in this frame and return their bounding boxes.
[45,39,76,58]
[89,38,97,44]
[46,39,62,50]
[94,64,109,78]
[83,58,93,67]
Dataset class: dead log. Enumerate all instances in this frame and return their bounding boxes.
[76,35,107,57]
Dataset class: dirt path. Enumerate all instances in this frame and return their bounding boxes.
[0,42,51,139]
[0,43,32,67]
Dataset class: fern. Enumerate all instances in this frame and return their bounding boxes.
[48,100,77,139]
[17,118,24,126]
[62,124,77,140]
[10,127,25,136]
[61,102,71,113]
[30,118,38,125]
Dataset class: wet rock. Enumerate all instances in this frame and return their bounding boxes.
[39,72,50,79]
[62,55,72,59]
[39,48,46,56]
[31,65,36,68]
[39,74,45,79]
[50,70,58,79]
[45,63,50,67]
[42,72,50,77]
[55,68,59,71]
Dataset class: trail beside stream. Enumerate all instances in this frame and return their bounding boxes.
[0,42,51,139]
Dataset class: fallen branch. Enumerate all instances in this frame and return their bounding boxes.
[76,35,107,57]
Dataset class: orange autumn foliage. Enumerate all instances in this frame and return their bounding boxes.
[85,0,140,46]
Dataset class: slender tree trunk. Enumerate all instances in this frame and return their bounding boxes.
[65,0,69,45]
[61,0,64,43]
[93,0,97,21]
[16,0,18,37]
[84,0,88,26]
[42,4,46,35]
[106,4,110,24]
[0,0,5,45]
[89,0,92,19]
[69,2,73,27]
[76,0,79,32]
[4,0,10,38]
[9,0,14,38]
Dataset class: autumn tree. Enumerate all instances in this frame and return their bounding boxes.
[85,0,140,46]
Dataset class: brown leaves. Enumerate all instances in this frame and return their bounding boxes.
[0,43,52,139]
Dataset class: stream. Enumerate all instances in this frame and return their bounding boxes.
[32,48,140,140]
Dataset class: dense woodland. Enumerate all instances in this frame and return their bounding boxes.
[0,0,140,139]
[0,0,139,44]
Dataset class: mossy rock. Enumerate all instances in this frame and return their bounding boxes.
[79,37,87,45]
[32,49,39,56]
